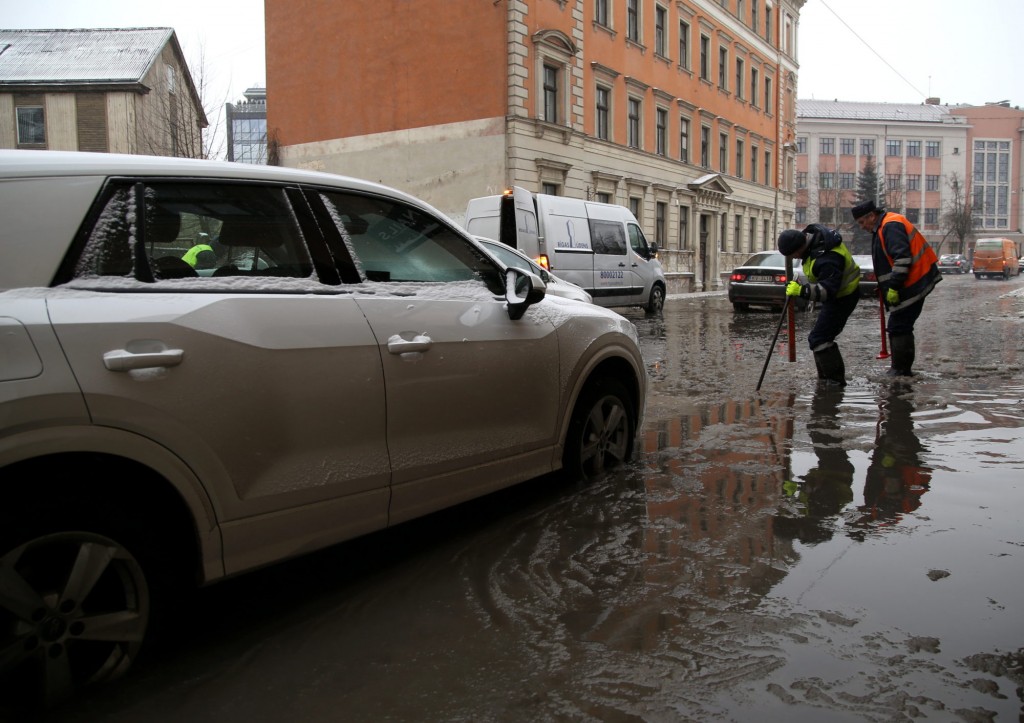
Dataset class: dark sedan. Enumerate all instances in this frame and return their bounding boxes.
[728,251,807,312]
[852,254,879,298]
[938,254,970,274]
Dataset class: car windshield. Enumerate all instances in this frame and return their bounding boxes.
[482,241,540,274]
[940,255,958,261]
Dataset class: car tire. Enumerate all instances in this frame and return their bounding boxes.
[0,527,150,711]
[563,377,636,481]
[644,284,666,315]
[732,302,750,312]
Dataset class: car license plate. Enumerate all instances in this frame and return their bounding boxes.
[749,275,775,283]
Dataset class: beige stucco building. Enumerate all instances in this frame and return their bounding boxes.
[0,28,207,158]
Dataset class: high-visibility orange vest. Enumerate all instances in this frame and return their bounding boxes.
[875,212,938,288]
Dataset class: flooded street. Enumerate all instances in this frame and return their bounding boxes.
[43,274,1024,723]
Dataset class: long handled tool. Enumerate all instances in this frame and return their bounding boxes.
[756,296,791,391]
[876,288,891,359]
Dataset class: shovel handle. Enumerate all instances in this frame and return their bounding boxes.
[756,296,791,391]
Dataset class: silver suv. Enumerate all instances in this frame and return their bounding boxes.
[0,150,646,706]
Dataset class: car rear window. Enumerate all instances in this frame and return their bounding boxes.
[747,253,785,267]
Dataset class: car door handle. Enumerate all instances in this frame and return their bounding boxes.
[387,333,432,354]
[103,348,184,371]
[618,262,626,267]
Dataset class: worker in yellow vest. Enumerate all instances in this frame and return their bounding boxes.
[779,223,861,387]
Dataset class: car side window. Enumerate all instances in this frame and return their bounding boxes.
[75,182,314,281]
[590,220,626,255]
[319,190,502,292]
[628,224,651,257]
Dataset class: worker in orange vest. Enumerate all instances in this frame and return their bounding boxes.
[852,200,941,376]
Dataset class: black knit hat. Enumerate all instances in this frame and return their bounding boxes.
[851,200,882,219]
[777,229,808,256]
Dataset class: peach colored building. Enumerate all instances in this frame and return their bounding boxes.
[265,0,806,293]
[950,102,1024,250]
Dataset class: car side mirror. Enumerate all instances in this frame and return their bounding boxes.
[648,242,658,259]
[505,267,546,320]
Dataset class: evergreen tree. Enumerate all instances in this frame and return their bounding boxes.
[848,158,883,254]
[856,157,882,206]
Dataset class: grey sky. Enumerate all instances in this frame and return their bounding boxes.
[4,0,1019,118]
[797,0,1022,107]
[2,0,266,110]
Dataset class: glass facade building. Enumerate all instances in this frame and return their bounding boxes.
[226,87,267,164]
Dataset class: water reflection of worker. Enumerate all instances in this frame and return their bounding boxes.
[854,386,931,530]
[776,387,855,544]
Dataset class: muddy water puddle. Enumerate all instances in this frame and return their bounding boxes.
[439,379,1024,721]
[44,281,1024,723]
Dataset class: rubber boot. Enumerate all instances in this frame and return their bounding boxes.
[888,333,915,376]
[813,343,846,387]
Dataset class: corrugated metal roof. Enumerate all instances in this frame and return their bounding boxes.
[797,99,953,123]
[0,27,173,85]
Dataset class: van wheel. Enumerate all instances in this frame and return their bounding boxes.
[0,528,150,710]
[563,377,636,481]
[644,284,665,315]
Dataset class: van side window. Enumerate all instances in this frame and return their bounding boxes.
[628,224,652,258]
[590,220,627,255]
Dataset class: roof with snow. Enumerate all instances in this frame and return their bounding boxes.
[797,99,955,123]
[0,27,174,86]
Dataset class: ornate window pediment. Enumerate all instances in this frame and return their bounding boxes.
[532,29,579,59]
[688,173,733,195]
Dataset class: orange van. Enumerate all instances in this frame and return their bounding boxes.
[973,237,1020,279]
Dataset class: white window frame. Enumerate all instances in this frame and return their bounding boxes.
[16,106,45,145]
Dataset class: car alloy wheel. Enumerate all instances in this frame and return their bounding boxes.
[0,531,149,709]
[564,378,636,480]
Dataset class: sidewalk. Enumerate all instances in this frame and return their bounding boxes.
[666,289,728,301]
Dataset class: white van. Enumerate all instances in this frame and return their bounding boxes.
[465,187,667,314]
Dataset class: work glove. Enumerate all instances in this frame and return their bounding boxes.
[886,288,899,305]
[786,281,803,298]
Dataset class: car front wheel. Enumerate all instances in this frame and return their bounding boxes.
[644,284,666,315]
[563,377,636,481]
[0,530,149,710]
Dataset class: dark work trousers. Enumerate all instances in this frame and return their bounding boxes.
[887,296,925,336]
[808,292,860,350]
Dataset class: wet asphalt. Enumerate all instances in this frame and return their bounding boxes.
[36,272,1024,723]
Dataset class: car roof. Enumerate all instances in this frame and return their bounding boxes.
[0,149,421,206]
[0,150,470,290]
